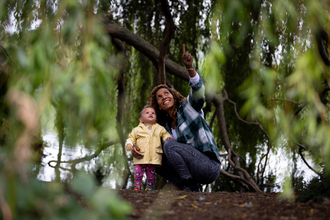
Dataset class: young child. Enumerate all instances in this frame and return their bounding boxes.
[125,105,173,190]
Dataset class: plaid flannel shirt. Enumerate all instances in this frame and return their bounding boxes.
[165,76,220,161]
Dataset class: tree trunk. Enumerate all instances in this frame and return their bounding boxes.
[112,38,131,189]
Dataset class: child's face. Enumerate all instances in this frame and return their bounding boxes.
[139,107,157,124]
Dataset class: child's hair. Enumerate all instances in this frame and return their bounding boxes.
[139,105,156,118]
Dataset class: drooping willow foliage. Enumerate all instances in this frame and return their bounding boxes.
[0,0,330,217]
[205,0,330,193]
[0,0,132,219]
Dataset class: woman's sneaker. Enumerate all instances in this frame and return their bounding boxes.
[180,179,200,192]
[145,187,154,191]
[180,185,200,192]
[134,187,142,190]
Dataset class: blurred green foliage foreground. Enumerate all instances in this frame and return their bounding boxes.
[0,0,132,219]
[0,172,132,220]
[1,0,330,218]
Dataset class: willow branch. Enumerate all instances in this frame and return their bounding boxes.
[296,143,322,176]
[212,93,262,193]
[48,164,72,171]
[219,169,257,193]
[0,44,12,76]
[158,0,176,84]
[222,90,260,127]
[294,85,330,116]
[268,98,299,104]
[236,153,247,169]
[222,89,273,184]
[227,140,262,193]
[319,85,330,98]
[213,96,243,173]
[209,111,216,129]
[149,31,158,43]
[48,141,115,168]
[316,28,330,66]
[256,138,272,185]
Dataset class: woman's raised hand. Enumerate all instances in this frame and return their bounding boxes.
[182,44,194,69]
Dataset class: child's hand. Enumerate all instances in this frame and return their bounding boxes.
[132,145,144,159]
[126,143,133,151]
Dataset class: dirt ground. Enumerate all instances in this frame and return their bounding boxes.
[116,188,330,220]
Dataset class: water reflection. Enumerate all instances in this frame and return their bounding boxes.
[39,132,94,182]
[39,132,318,192]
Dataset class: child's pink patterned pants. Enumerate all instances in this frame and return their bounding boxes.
[134,164,156,189]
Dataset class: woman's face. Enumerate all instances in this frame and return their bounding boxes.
[156,88,175,113]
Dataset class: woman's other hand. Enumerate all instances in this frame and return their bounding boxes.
[165,136,175,142]
[133,145,144,159]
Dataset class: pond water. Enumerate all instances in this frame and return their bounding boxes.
[39,132,318,192]
[38,132,95,181]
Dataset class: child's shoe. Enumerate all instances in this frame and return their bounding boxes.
[134,187,142,190]
[145,187,154,191]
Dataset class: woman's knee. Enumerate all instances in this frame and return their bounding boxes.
[203,163,221,184]
[163,139,177,152]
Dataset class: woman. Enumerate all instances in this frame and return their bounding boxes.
[133,44,221,191]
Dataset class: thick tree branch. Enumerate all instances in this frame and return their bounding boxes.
[103,19,189,81]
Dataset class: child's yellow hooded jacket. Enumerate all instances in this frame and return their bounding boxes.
[126,122,171,165]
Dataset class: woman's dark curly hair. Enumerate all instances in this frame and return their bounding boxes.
[147,84,186,127]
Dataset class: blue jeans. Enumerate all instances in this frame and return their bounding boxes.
[157,139,221,186]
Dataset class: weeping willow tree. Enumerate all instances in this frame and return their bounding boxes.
[104,0,330,196]
[104,0,330,194]
[1,0,330,218]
